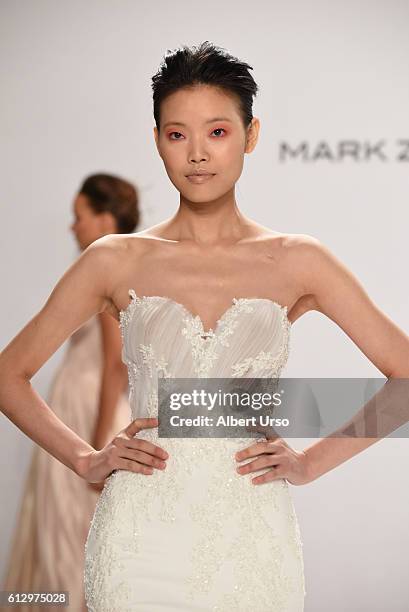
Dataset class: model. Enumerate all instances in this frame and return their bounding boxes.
[1,42,408,612]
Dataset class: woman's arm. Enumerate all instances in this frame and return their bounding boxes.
[298,235,409,481]
[0,236,120,476]
[91,311,128,450]
[235,234,409,485]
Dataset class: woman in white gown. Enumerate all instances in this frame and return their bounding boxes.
[1,41,409,612]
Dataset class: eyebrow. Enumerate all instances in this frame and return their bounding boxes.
[162,117,233,129]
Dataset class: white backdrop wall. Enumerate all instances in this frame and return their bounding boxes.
[1,1,408,610]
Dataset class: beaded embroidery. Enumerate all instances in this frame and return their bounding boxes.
[186,470,304,610]
[84,472,139,610]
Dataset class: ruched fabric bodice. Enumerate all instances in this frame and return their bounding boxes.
[84,290,306,612]
[119,289,291,385]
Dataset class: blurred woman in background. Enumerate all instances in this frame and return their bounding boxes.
[3,173,140,612]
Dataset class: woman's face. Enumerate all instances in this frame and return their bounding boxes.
[70,193,116,250]
[154,84,259,204]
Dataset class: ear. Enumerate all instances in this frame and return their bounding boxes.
[153,126,161,156]
[244,117,260,154]
[99,211,117,233]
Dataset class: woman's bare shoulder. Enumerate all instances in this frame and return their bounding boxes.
[88,232,157,261]
[272,232,325,273]
[252,229,321,253]
[88,233,162,318]
[246,229,318,254]
[278,232,321,251]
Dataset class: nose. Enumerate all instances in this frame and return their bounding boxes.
[189,136,209,164]
[189,155,208,163]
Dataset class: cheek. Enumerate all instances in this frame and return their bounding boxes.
[78,218,95,235]
[162,146,184,174]
[214,136,244,162]
[217,142,245,176]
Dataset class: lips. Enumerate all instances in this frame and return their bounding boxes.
[186,171,214,176]
[186,174,215,184]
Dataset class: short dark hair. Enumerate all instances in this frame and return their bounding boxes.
[151,41,259,132]
[78,173,140,233]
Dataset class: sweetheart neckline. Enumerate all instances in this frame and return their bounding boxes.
[118,289,291,339]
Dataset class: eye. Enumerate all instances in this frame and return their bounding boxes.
[168,128,227,140]
[169,131,184,140]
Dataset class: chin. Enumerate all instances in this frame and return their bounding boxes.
[182,192,221,204]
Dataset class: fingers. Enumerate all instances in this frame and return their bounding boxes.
[245,423,281,441]
[121,417,168,458]
[115,436,169,460]
[252,469,284,485]
[115,458,155,475]
[236,453,283,476]
[236,451,286,486]
[118,448,167,471]
[125,417,159,436]
[235,438,283,462]
[106,418,169,477]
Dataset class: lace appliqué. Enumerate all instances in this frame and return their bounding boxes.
[119,290,175,398]
[181,298,255,377]
[184,447,305,610]
[84,475,138,611]
[179,306,301,609]
[231,306,291,378]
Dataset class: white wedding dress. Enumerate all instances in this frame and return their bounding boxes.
[84,290,306,611]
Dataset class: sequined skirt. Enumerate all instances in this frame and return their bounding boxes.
[84,437,306,611]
